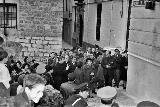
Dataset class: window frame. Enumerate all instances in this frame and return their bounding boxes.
[0,3,17,29]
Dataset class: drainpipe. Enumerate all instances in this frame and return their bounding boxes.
[3,0,6,36]
[126,0,132,50]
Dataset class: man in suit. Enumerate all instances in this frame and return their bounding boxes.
[101,50,115,87]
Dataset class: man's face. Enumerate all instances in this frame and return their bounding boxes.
[92,48,95,52]
[28,84,45,103]
[87,60,92,66]
[72,57,76,63]
[89,54,94,59]
[65,55,69,62]
[50,53,55,58]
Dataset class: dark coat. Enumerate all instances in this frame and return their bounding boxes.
[81,64,97,90]
[64,95,87,107]
[112,54,122,69]
[101,55,115,75]
[120,56,128,81]
[68,68,84,85]
[67,62,77,74]
[52,62,67,90]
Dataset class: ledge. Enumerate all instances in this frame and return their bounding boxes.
[128,52,160,67]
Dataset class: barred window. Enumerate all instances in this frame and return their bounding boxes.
[0,3,17,28]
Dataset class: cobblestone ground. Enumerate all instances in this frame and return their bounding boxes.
[87,82,137,107]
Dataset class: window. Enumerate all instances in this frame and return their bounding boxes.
[96,3,102,41]
[0,3,17,28]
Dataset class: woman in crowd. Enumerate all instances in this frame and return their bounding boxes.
[0,48,11,97]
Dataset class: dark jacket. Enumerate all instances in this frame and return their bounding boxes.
[68,68,84,85]
[52,62,67,90]
[101,55,115,75]
[67,62,77,74]
[0,91,34,107]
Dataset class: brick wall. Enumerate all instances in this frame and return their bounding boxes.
[17,0,63,62]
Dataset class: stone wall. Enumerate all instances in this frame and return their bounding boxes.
[127,1,160,104]
[18,0,63,62]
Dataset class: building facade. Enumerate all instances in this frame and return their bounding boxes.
[83,0,128,49]
[127,0,160,104]
[0,0,63,62]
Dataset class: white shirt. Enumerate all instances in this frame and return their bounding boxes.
[0,63,11,88]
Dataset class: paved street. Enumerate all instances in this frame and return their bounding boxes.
[87,82,137,107]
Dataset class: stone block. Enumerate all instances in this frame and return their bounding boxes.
[39,53,43,57]
[44,45,51,50]
[20,43,26,47]
[30,52,34,56]
[32,37,41,40]
[36,40,43,44]
[25,44,31,48]
[37,45,43,49]
[28,48,34,52]
[22,47,28,52]
[44,53,49,57]
[49,41,56,45]
[24,52,30,56]
[45,37,55,41]
[19,39,29,43]
[31,40,36,44]
[32,44,37,48]
[42,41,49,45]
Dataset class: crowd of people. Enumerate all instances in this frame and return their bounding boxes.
[0,45,128,107]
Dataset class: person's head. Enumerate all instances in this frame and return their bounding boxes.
[77,61,83,68]
[18,74,25,86]
[72,57,77,63]
[58,56,65,64]
[24,56,29,63]
[87,47,91,53]
[114,49,120,55]
[65,55,70,62]
[137,101,160,107]
[91,48,95,53]
[23,74,46,103]
[24,63,30,70]
[77,48,82,54]
[0,49,8,63]
[105,50,111,56]
[122,50,128,57]
[69,50,73,56]
[86,58,92,66]
[50,52,55,58]
[16,61,22,68]
[89,53,94,59]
